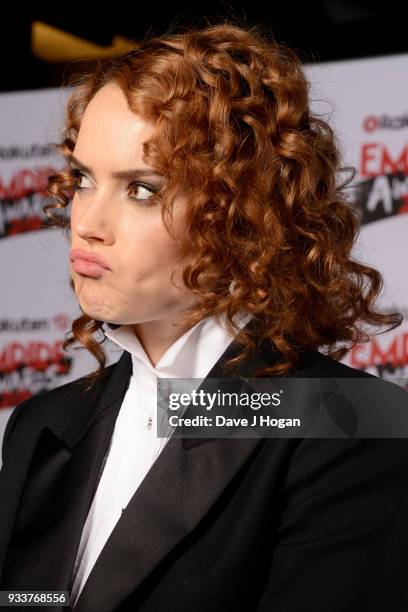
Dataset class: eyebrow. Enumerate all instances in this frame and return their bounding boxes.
[65,153,164,180]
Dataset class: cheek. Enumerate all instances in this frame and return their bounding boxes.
[122,217,181,277]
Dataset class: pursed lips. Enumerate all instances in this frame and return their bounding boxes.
[70,248,112,270]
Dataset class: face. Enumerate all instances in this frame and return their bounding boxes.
[69,82,198,330]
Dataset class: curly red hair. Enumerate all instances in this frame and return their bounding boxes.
[43,19,402,387]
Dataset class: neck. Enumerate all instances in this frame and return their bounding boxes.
[132,317,195,368]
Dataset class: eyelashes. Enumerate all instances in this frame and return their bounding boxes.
[67,168,158,205]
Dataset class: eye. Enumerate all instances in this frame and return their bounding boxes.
[127,181,157,203]
[70,168,92,190]
[68,169,158,205]
[69,169,95,193]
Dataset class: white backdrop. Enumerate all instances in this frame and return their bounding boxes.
[1,53,407,466]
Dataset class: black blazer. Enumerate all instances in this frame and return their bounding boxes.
[0,329,408,612]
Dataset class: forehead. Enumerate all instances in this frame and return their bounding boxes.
[74,83,156,164]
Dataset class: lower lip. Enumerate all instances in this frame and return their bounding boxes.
[72,258,110,278]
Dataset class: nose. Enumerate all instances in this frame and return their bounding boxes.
[72,195,115,245]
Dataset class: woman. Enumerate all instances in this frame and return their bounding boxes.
[0,20,407,612]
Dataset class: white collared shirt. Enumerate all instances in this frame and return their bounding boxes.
[69,311,253,606]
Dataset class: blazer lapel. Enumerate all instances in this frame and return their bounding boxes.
[0,349,133,605]
[74,326,284,612]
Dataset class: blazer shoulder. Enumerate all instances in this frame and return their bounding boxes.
[298,349,378,379]
[1,362,116,463]
[275,350,408,498]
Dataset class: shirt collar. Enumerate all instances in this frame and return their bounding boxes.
[102,310,254,380]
